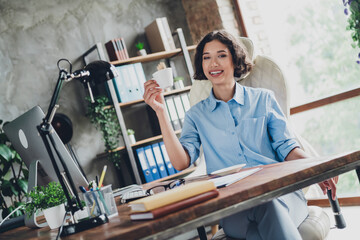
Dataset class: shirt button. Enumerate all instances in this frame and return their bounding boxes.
[232,132,235,135]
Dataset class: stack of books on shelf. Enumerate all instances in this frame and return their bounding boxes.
[112,63,146,103]
[105,38,129,61]
[136,141,178,183]
[164,93,190,131]
[129,181,219,220]
[145,17,176,53]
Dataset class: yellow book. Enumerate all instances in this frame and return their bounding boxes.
[129,181,216,212]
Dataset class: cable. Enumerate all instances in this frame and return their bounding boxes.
[0,205,25,227]
[56,210,68,240]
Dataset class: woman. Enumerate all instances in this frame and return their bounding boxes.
[143,30,337,239]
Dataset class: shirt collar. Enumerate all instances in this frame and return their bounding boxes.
[207,82,245,111]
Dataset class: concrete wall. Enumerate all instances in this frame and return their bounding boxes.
[0,0,192,189]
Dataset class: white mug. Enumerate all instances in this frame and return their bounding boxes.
[152,68,174,89]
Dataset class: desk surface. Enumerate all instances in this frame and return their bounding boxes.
[2,150,360,240]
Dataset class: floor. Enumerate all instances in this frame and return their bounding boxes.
[172,206,360,240]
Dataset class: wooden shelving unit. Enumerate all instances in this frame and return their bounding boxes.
[86,28,195,185]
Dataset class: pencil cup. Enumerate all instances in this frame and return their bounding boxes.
[83,184,118,218]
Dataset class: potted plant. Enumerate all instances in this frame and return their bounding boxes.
[343,0,360,63]
[86,96,122,169]
[135,42,147,56]
[173,76,185,89]
[25,181,67,229]
[127,129,136,144]
[0,119,28,220]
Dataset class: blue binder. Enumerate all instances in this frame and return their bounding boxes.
[159,142,176,175]
[144,145,161,180]
[136,147,153,183]
[151,143,168,178]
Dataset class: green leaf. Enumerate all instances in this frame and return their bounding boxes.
[0,144,12,162]
[22,168,29,179]
[16,178,28,194]
[1,179,18,197]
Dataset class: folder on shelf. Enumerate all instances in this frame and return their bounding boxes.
[134,63,146,95]
[115,38,126,60]
[160,17,176,50]
[105,39,120,61]
[145,18,172,53]
[126,64,143,100]
[173,95,185,125]
[180,93,191,112]
[144,145,161,181]
[114,66,129,102]
[159,141,176,175]
[117,37,129,60]
[136,147,154,183]
[151,143,168,178]
[165,96,181,130]
[120,37,129,59]
[111,78,121,103]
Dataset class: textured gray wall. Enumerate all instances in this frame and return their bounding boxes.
[0,0,192,188]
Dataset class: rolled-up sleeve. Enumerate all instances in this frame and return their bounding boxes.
[179,112,201,166]
[266,91,300,161]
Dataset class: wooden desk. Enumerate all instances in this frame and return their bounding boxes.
[2,150,360,240]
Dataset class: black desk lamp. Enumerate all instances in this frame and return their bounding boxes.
[38,59,118,237]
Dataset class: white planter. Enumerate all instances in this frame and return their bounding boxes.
[43,204,66,229]
[129,134,136,144]
[137,49,147,56]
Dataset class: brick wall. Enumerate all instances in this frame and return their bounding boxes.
[182,0,242,43]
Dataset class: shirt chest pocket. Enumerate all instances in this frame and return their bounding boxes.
[237,116,268,149]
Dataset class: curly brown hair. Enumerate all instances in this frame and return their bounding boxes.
[193,30,253,80]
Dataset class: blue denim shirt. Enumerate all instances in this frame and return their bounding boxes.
[179,82,299,174]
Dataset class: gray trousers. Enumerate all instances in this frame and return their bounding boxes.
[220,190,308,240]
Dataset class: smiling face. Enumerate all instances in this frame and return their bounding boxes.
[202,40,235,87]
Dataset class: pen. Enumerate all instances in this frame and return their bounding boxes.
[90,188,102,216]
[98,165,107,189]
[79,186,94,205]
[97,187,110,215]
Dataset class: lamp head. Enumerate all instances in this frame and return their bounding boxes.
[84,60,118,86]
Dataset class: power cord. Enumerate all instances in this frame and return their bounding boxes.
[0,205,25,227]
[56,210,68,240]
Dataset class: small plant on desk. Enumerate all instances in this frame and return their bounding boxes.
[25,182,69,229]
[24,182,67,216]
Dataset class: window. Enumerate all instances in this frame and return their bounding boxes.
[238,0,360,198]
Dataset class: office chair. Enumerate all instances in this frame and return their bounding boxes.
[188,37,340,240]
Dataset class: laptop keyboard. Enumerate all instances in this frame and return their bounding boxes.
[121,189,148,203]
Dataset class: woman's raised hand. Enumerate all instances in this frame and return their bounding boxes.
[143,80,165,113]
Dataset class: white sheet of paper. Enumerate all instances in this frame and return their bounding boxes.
[209,167,262,188]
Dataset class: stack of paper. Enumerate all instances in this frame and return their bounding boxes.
[210,167,262,188]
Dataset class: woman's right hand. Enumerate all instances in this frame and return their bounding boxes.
[143,80,165,113]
